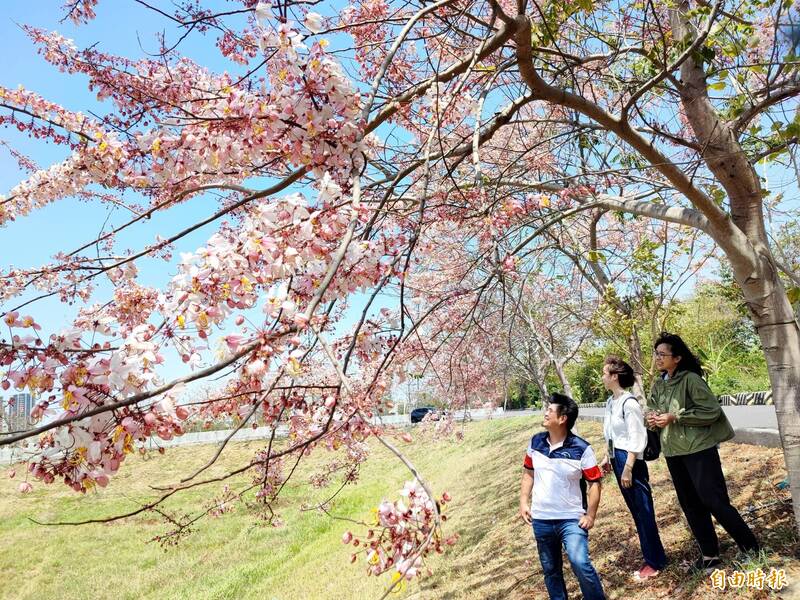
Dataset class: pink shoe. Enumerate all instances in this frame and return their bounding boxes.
[633,564,660,581]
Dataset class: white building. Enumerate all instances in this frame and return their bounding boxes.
[5,392,36,432]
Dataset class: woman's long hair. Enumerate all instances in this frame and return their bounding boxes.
[654,332,704,376]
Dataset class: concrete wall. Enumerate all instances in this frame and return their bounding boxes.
[0,407,503,465]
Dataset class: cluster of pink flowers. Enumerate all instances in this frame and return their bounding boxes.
[62,0,99,25]
[252,454,285,500]
[1,189,394,492]
[1,19,363,229]
[342,481,456,580]
[0,1,526,581]
[308,440,367,488]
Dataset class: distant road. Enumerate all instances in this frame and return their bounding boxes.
[0,407,503,464]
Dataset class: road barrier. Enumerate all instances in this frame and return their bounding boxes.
[0,407,504,464]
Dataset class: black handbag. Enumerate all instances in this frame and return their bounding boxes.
[643,428,661,461]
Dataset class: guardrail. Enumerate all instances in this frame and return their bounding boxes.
[0,407,504,464]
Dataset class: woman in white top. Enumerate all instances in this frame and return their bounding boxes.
[599,356,667,581]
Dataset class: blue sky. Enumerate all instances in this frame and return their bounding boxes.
[0,2,392,391]
[0,3,246,323]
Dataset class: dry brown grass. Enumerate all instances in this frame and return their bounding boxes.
[414,419,800,600]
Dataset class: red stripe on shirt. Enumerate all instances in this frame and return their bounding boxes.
[523,454,533,469]
[582,465,602,481]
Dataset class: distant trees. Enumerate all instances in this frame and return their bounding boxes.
[561,275,772,405]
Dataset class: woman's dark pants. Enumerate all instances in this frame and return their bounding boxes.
[665,445,758,557]
[611,448,668,570]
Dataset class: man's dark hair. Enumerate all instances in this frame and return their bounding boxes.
[549,392,578,430]
[654,332,704,376]
[604,355,635,389]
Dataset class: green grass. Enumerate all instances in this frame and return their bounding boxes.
[0,418,798,599]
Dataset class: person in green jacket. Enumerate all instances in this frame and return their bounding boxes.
[646,332,759,571]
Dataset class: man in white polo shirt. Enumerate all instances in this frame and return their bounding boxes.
[518,393,606,600]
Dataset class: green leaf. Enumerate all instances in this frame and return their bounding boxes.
[708,81,726,91]
[788,286,800,305]
[586,250,606,263]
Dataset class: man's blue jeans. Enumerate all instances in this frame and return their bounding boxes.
[532,519,606,600]
[611,448,668,569]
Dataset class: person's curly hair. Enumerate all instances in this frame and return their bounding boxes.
[654,332,704,376]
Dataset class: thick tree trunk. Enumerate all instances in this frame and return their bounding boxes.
[526,341,549,402]
[532,371,549,403]
[756,317,800,514]
[730,257,800,533]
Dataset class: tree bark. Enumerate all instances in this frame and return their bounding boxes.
[553,360,574,399]
[627,328,647,404]
[531,358,549,402]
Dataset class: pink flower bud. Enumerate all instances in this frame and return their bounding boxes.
[342,531,353,544]
[7,469,15,479]
[400,433,413,443]
[18,482,33,494]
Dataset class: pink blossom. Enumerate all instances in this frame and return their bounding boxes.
[304,12,324,34]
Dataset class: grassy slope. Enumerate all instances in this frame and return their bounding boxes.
[0,417,798,600]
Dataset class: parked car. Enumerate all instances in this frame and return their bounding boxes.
[410,407,440,423]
